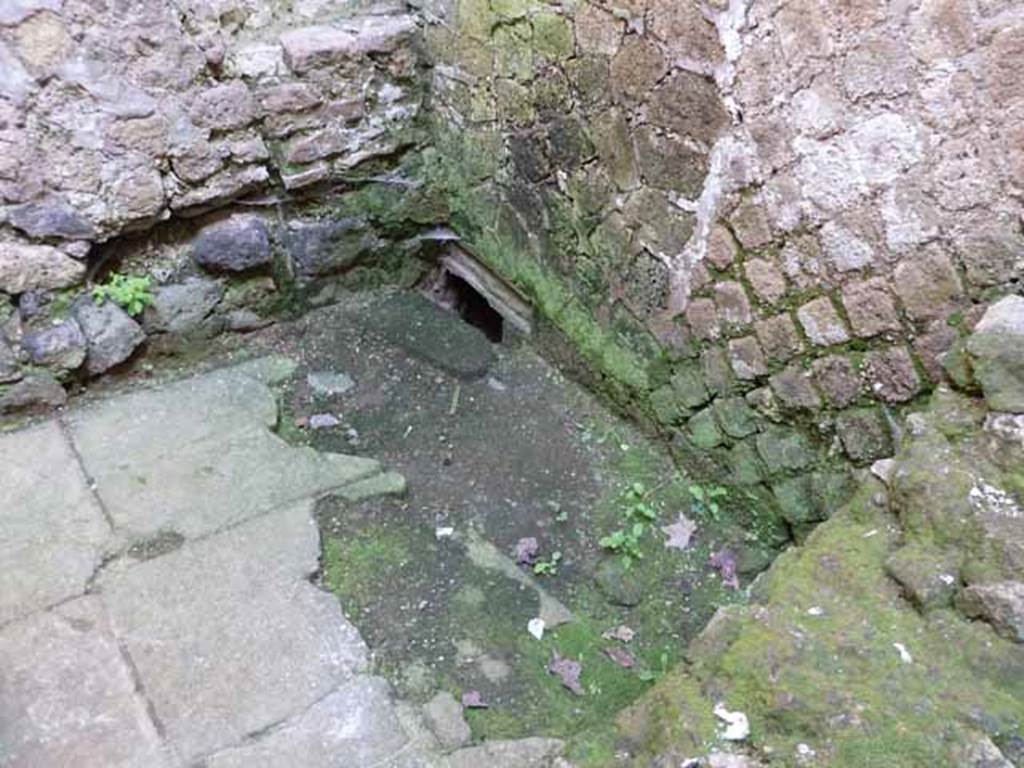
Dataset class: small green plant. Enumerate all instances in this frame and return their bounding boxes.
[533,551,562,576]
[599,523,645,566]
[599,482,659,568]
[688,483,728,521]
[638,651,671,684]
[92,273,154,316]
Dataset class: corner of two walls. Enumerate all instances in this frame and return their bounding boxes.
[0,2,445,414]
[420,0,1024,537]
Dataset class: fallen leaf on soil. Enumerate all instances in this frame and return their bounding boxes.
[514,536,539,565]
[601,625,635,643]
[527,617,545,640]
[710,548,740,590]
[547,651,585,696]
[661,513,697,550]
[461,690,489,709]
[603,646,636,669]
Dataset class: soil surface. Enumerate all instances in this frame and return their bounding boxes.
[244,289,767,753]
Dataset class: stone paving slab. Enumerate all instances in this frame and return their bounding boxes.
[0,596,171,768]
[0,420,110,624]
[66,357,381,541]
[97,502,368,763]
[204,676,414,768]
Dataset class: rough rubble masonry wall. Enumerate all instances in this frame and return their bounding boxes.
[2,0,1023,532]
[420,0,1023,532]
[0,0,436,411]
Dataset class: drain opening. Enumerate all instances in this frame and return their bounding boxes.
[444,272,504,342]
[421,245,534,342]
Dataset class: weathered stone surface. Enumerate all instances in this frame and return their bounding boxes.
[0,0,61,26]
[634,126,708,196]
[647,71,728,145]
[885,543,960,611]
[745,258,787,305]
[259,82,322,114]
[685,297,720,341]
[205,676,413,767]
[287,218,378,278]
[713,397,759,439]
[376,292,495,379]
[0,338,20,383]
[0,242,85,294]
[0,421,109,623]
[688,406,724,449]
[423,691,472,750]
[596,557,644,606]
[967,295,1024,413]
[9,197,94,239]
[591,108,639,191]
[189,80,258,131]
[0,41,32,103]
[706,224,737,270]
[0,597,171,768]
[728,197,773,250]
[0,371,66,413]
[533,12,574,59]
[841,278,901,338]
[66,357,381,539]
[728,336,767,380]
[836,407,894,464]
[754,314,802,362]
[864,346,921,403]
[811,354,861,408]
[73,298,146,375]
[756,426,814,475]
[170,164,269,213]
[448,738,564,768]
[610,36,667,105]
[894,247,960,320]
[769,364,822,411]
[797,296,849,347]
[956,582,1024,643]
[281,16,417,72]
[575,3,622,56]
[97,503,369,762]
[142,278,224,336]
[191,215,273,273]
[20,318,86,371]
[714,281,752,330]
[671,363,711,409]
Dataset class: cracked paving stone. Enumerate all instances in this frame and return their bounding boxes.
[0,596,172,768]
[204,676,417,768]
[95,501,369,763]
[65,356,382,541]
[0,420,111,625]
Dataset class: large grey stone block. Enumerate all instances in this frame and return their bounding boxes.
[97,502,368,762]
[0,597,171,768]
[0,421,110,624]
[204,676,412,768]
[66,357,381,539]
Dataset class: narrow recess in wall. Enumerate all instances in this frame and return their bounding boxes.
[422,245,534,342]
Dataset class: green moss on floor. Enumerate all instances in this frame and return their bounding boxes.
[620,482,1024,766]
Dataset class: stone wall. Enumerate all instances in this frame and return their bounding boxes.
[3,0,1022,536]
[419,0,1024,536]
[0,0,438,411]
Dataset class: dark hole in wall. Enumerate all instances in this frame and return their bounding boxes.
[443,272,504,342]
